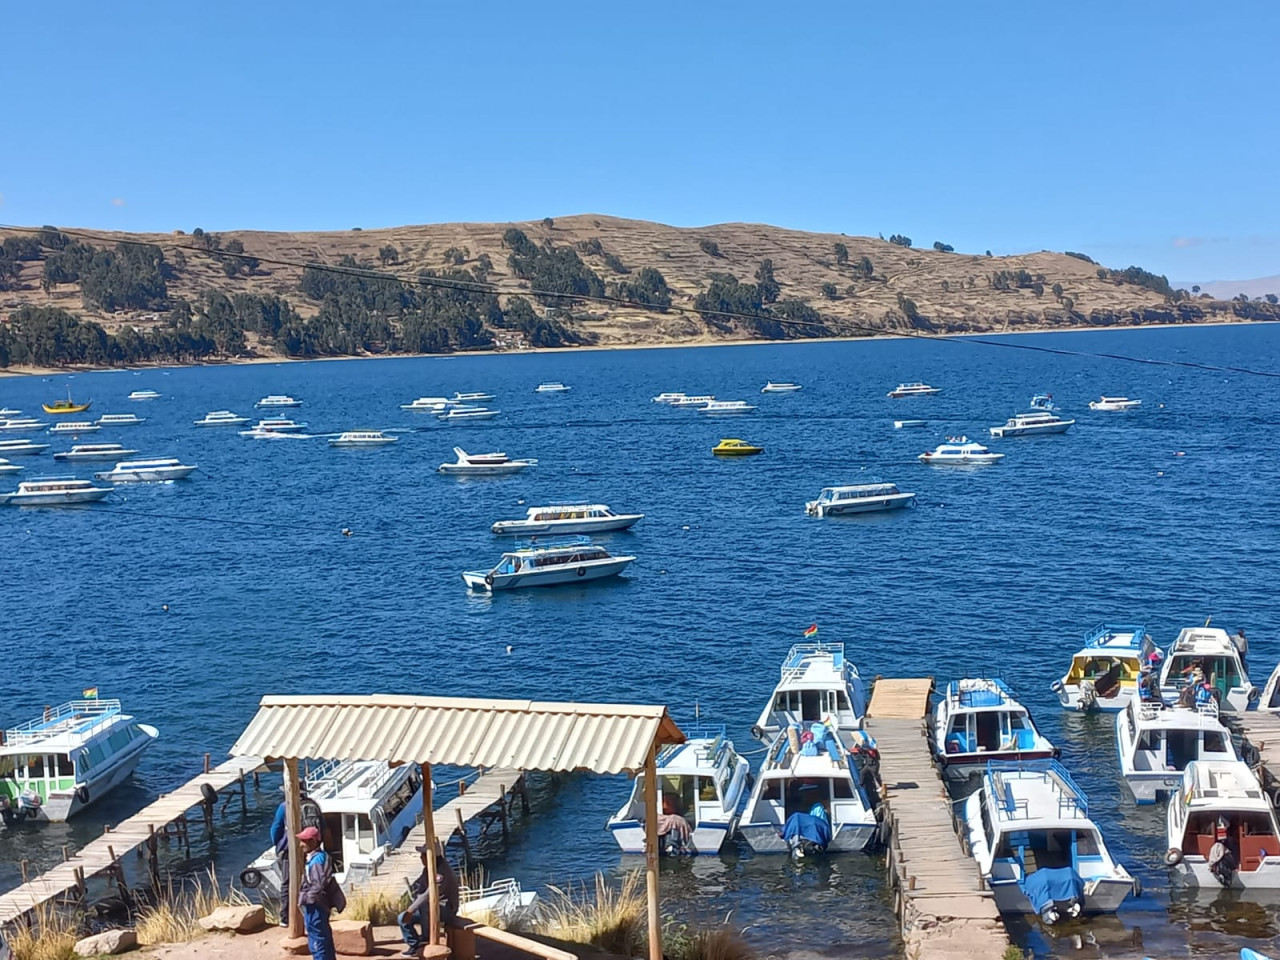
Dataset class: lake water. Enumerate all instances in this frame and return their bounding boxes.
[2,324,1279,958]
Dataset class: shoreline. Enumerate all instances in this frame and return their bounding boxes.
[0,317,1272,379]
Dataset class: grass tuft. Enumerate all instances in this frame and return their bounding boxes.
[537,871,645,956]
[338,889,405,927]
[5,903,80,960]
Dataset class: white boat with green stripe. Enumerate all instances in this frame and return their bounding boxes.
[0,698,158,822]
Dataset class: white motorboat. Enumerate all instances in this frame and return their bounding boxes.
[461,537,634,591]
[400,396,453,411]
[933,678,1056,781]
[256,395,303,407]
[534,382,570,393]
[438,407,500,421]
[894,419,926,429]
[1166,761,1280,888]
[919,437,1005,465]
[457,878,540,927]
[1158,626,1256,713]
[668,395,716,407]
[194,410,251,427]
[0,408,20,417]
[805,483,915,517]
[49,421,99,434]
[128,390,161,401]
[1051,623,1162,712]
[1029,394,1059,412]
[962,760,1135,923]
[0,439,49,456]
[1089,396,1142,411]
[491,504,643,536]
[329,431,398,447]
[0,418,47,432]
[1260,662,1280,712]
[738,724,879,856]
[243,418,308,434]
[651,392,688,404]
[1116,697,1236,804]
[54,444,140,462]
[94,459,198,483]
[700,400,756,415]
[989,412,1076,438]
[751,641,868,742]
[0,478,113,506]
[453,391,494,402]
[0,459,21,475]
[439,447,536,476]
[761,382,802,393]
[887,382,941,398]
[95,414,145,427]
[607,724,749,855]
[239,760,424,897]
[0,697,158,822]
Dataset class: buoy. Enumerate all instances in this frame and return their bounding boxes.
[681,525,690,531]
[1157,471,1164,477]
[505,645,513,655]
[341,527,353,537]
[162,604,169,612]
[1175,451,1185,457]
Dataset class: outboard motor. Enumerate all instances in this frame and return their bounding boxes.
[783,804,832,860]
[2,791,42,827]
[1077,679,1097,711]
[1208,816,1237,887]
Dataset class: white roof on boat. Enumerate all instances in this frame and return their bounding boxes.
[302,759,411,814]
[943,678,1024,712]
[0,700,134,754]
[527,504,611,514]
[1128,699,1224,730]
[775,643,853,689]
[654,729,730,775]
[1182,760,1269,809]
[503,537,612,557]
[985,761,1095,829]
[1168,627,1236,657]
[819,483,901,495]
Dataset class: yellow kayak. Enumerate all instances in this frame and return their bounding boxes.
[713,438,763,456]
[43,397,92,414]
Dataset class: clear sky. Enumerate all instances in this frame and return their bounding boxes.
[2,1,1275,281]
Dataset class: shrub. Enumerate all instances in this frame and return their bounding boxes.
[833,241,848,264]
[1064,251,1095,263]
[932,241,954,253]
[888,234,912,247]
[698,238,722,258]
[602,252,628,274]
[537,871,645,956]
[820,282,838,299]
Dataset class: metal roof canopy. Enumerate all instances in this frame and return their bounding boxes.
[230,694,685,773]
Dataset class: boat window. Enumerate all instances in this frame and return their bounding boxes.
[763,780,783,802]
[1204,730,1229,754]
[975,713,1001,751]
[357,814,376,855]
[27,755,45,779]
[1136,731,1163,752]
[979,791,996,849]
[55,754,74,777]
[1074,830,1101,859]
[799,690,823,721]
[835,691,850,711]
[832,777,854,800]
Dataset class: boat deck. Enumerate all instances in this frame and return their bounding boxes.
[0,756,265,926]
[866,677,1008,960]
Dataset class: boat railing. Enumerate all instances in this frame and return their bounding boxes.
[460,876,523,904]
[2,699,123,745]
[1083,623,1147,650]
[946,678,1013,708]
[986,758,1089,818]
[512,535,595,551]
[780,642,844,680]
[305,758,400,800]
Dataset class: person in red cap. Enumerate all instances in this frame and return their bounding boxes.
[296,826,337,960]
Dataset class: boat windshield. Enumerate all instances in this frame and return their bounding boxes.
[993,828,1098,869]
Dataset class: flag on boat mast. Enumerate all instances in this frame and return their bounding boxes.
[803,624,818,639]
[82,686,99,699]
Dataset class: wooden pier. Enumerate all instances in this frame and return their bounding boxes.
[1238,711,1280,800]
[866,678,1008,960]
[362,769,526,900]
[0,755,265,928]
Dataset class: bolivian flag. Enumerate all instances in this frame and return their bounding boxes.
[803,624,818,639]
[82,687,99,699]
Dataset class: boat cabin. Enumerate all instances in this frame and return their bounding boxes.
[1167,761,1280,885]
[1116,698,1236,803]
[812,483,901,505]
[524,505,613,522]
[754,642,867,738]
[303,760,423,880]
[1159,627,1254,712]
[935,679,1054,778]
[496,539,612,574]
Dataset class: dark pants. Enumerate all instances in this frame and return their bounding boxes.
[399,905,429,951]
[303,904,336,960]
[279,852,290,925]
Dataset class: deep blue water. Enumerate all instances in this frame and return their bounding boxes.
[2,324,1280,958]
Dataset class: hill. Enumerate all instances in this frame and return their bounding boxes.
[1174,275,1280,301]
[1,215,1276,370]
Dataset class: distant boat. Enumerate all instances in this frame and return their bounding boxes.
[0,477,113,506]
[700,401,756,415]
[127,390,161,401]
[255,395,303,408]
[329,431,398,448]
[453,391,494,403]
[42,389,92,415]
[0,408,21,417]
[887,382,941,398]
[49,421,99,435]
[0,458,22,475]
[54,443,140,462]
[194,410,250,427]
[95,458,197,483]
[0,418,47,432]
[712,438,763,456]
[462,537,634,591]
[534,382,570,393]
[919,437,1004,465]
[1089,396,1142,411]
[491,504,643,536]
[894,419,926,429]
[96,414,146,427]
[761,382,801,393]
[805,483,915,517]
[0,439,49,457]
[439,447,536,476]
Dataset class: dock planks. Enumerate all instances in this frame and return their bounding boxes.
[867,677,1008,960]
[0,756,264,927]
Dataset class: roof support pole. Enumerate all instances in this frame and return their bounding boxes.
[421,762,441,947]
[283,757,304,940]
[643,743,661,960]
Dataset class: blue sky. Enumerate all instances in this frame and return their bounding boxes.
[2,1,1276,281]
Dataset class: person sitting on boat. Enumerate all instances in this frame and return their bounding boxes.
[1138,666,1162,702]
[399,842,459,957]
[1093,662,1123,701]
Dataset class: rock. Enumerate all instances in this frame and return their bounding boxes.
[330,919,374,956]
[74,929,138,956]
[197,904,267,934]
[282,935,311,955]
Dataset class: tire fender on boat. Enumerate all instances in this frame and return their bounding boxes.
[74,785,90,806]
[1248,686,1262,703]
[749,724,765,741]
[484,573,494,587]
[240,868,263,889]
[576,567,586,577]
[1164,847,1183,866]
[200,783,218,807]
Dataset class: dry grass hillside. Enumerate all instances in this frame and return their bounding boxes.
[1,214,1272,359]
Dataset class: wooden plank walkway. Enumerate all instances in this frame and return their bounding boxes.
[0,756,264,927]
[1238,711,1280,796]
[363,769,524,899]
[867,677,1008,960]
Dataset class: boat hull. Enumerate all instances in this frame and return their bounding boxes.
[920,455,1004,465]
[329,439,398,447]
[0,489,111,506]
[990,422,1073,438]
[1172,858,1280,889]
[42,403,92,415]
[1121,771,1184,804]
[36,724,157,822]
[491,515,641,536]
[939,750,1057,782]
[1051,681,1133,712]
[439,463,532,476]
[463,558,633,591]
[96,467,196,483]
[54,451,138,462]
[989,876,1133,917]
[739,821,875,854]
[195,418,250,427]
[608,819,734,855]
[808,495,915,517]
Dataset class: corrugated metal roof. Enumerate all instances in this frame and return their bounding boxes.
[229,695,685,774]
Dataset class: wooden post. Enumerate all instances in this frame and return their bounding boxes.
[19,859,28,884]
[458,778,467,797]
[239,771,248,815]
[518,775,530,815]
[204,753,211,774]
[498,785,509,845]
[643,744,661,960]
[61,845,70,862]
[284,757,305,940]
[455,808,472,866]
[421,762,440,947]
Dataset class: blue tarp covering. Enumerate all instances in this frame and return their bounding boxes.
[782,812,832,850]
[1018,867,1083,914]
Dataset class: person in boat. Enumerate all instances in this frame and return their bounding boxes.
[297,826,340,960]
[1138,665,1162,702]
[1093,661,1123,701]
[1230,628,1249,670]
[399,842,459,957]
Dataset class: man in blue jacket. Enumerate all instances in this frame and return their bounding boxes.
[296,826,337,960]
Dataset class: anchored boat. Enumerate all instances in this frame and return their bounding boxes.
[42,389,92,415]
[255,395,303,408]
[439,447,536,476]
[699,400,756,415]
[48,420,99,434]
[1166,760,1280,888]
[606,723,749,855]
[240,760,424,896]
[805,483,915,517]
[712,439,763,456]
[887,382,941,398]
[962,759,1136,923]
[989,411,1076,438]
[761,382,802,393]
[0,697,158,821]
[1051,623,1162,712]
[738,723,879,856]
[53,443,139,462]
[1089,396,1142,411]
[329,431,398,447]
[534,382,570,393]
[128,390,161,401]
[194,410,251,427]
[919,437,1005,465]
[491,504,643,536]
[932,678,1055,781]
[96,414,145,427]
[0,439,50,456]
[752,641,867,743]
[0,478,113,506]
[94,459,197,483]
[1158,626,1256,712]
[462,537,634,591]
[1116,697,1236,804]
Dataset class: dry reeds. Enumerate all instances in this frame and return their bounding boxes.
[133,868,268,945]
[537,871,645,956]
[669,925,756,960]
[338,889,405,927]
[4,903,80,960]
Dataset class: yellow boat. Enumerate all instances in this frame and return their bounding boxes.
[713,438,763,456]
[43,389,92,415]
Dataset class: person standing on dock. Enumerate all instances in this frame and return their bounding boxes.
[297,826,339,960]
[270,800,291,926]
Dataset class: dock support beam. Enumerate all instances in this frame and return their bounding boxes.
[421,763,441,948]
[643,744,661,960]
[284,758,304,940]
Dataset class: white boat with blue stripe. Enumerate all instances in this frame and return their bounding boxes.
[606,723,749,855]
[1115,697,1236,804]
[462,537,634,591]
[752,641,867,743]
[933,678,1056,781]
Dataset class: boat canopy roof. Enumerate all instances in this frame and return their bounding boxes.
[944,678,1021,711]
[527,504,611,516]
[1168,627,1237,657]
[1182,760,1269,809]
[984,759,1092,828]
[301,758,411,813]
[1129,698,1221,729]
[505,536,610,558]
[776,642,853,688]
[1079,623,1149,654]
[818,483,901,498]
[759,727,855,776]
[654,723,730,774]
[0,699,127,754]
